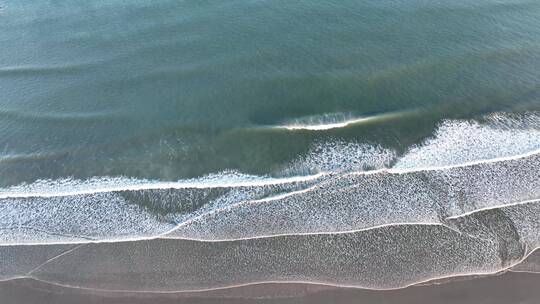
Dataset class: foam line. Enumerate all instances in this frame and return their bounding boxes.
[1,148,538,200]
[26,244,87,275]
[0,243,79,280]
[510,248,540,273]
[160,185,321,238]
[0,226,95,242]
[162,222,497,243]
[508,270,540,274]
[0,173,326,199]
[0,221,500,246]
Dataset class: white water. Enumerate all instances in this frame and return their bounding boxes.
[0,113,539,245]
[0,113,539,290]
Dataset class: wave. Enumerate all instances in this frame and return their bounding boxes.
[394,112,540,169]
[0,171,327,245]
[0,151,68,165]
[270,111,411,131]
[0,172,325,199]
[0,150,537,244]
[0,197,539,290]
[0,113,539,245]
[0,112,539,290]
[164,151,540,240]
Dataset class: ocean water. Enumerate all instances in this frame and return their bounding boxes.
[1,0,540,295]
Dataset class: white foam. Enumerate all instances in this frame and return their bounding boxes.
[272,112,407,131]
[0,192,176,245]
[0,113,539,247]
[0,172,326,199]
[0,173,324,245]
[395,113,540,169]
[164,152,540,241]
[285,141,395,173]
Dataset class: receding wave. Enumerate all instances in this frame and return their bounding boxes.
[394,112,540,169]
[511,249,540,274]
[0,172,324,245]
[0,113,539,290]
[0,222,534,291]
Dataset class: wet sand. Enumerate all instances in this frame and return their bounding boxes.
[0,271,538,304]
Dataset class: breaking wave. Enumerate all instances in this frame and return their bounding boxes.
[270,111,411,131]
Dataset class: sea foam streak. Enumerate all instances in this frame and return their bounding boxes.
[0,172,325,199]
[395,113,540,169]
[4,198,539,291]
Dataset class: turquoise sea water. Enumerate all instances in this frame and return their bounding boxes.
[1,0,540,185]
